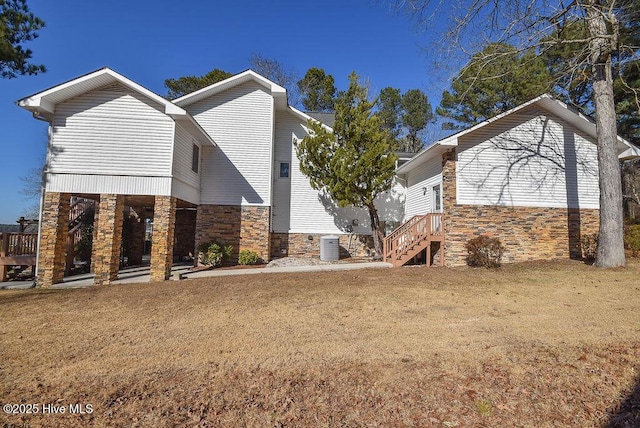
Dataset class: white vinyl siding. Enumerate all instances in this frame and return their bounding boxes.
[46,173,172,196]
[272,110,404,234]
[49,83,174,177]
[456,107,599,209]
[187,81,273,206]
[171,123,201,202]
[404,155,442,220]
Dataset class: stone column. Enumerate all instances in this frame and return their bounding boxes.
[93,194,124,286]
[240,206,271,263]
[150,196,176,282]
[442,149,457,267]
[37,192,71,287]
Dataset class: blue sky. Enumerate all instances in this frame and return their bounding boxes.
[0,0,456,224]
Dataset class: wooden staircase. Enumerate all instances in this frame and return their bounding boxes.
[383,213,444,267]
[65,197,96,275]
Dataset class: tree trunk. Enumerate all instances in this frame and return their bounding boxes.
[366,203,384,258]
[585,2,626,267]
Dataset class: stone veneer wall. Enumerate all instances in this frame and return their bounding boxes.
[150,196,176,281]
[270,233,374,260]
[93,194,124,286]
[37,192,71,287]
[441,149,600,266]
[195,205,270,263]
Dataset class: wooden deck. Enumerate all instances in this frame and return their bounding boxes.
[0,233,38,281]
[383,213,444,267]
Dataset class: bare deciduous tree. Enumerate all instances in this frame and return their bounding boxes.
[396,0,639,267]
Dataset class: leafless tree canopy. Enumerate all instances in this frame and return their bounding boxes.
[395,0,639,109]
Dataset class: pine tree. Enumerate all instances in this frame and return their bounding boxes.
[437,43,553,129]
[0,0,45,79]
[295,73,398,256]
[401,89,433,152]
[377,87,433,152]
[377,87,403,139]
[164,68,233,100]
[297,67,337,112]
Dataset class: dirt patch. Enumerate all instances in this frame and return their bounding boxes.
[1,260,639,426]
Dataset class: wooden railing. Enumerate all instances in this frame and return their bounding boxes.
[1,233,38,257]
[383,213,443,265]
[0,233,38,281]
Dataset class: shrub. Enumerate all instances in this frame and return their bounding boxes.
[197,241,233,267]
[238,250,260,265]
[580,233,598,261]
[624,225,640,257]
[465,235,505,268]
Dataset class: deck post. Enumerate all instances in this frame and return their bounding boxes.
[383,235,387,263]
[0,233,8,281]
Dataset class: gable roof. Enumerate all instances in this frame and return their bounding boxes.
[17,67,215,146]
[397,94,640,174]
[173,69,288,110]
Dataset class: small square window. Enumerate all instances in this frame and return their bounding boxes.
[279,162,290,178]
[191,144,199,173]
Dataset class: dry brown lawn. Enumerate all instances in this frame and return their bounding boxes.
[1,260,639,427]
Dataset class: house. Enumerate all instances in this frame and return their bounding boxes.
[384,94,640,267]
[18,68,639,286]
[18,68,404,287]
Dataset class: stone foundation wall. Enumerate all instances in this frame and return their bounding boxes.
[270,233,374,260]
[195,205,270,263]
[445,205,600,266]
[441,149,600,266]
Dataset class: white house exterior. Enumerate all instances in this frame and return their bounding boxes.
[19,68,640,284]
[392,94,639,266]
[18,68,404,286]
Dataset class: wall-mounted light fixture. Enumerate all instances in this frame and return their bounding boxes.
[422,187,428,196]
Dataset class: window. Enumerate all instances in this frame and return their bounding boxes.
[432,184,441,212]
[191,144,199,173]
[279,162,290,178]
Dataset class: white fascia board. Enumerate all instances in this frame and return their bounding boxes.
[18,96,56,114]
[17,67,188,118]
[18,68,112,102]
[103,70,188,116]
[439,136,458,146]
[396,143,449,175]
[173,69,288,107]
[619,143,640,160]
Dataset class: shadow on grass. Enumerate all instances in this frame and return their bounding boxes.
[606,374,640,427]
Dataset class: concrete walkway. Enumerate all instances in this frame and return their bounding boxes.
[0,261,392,290]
